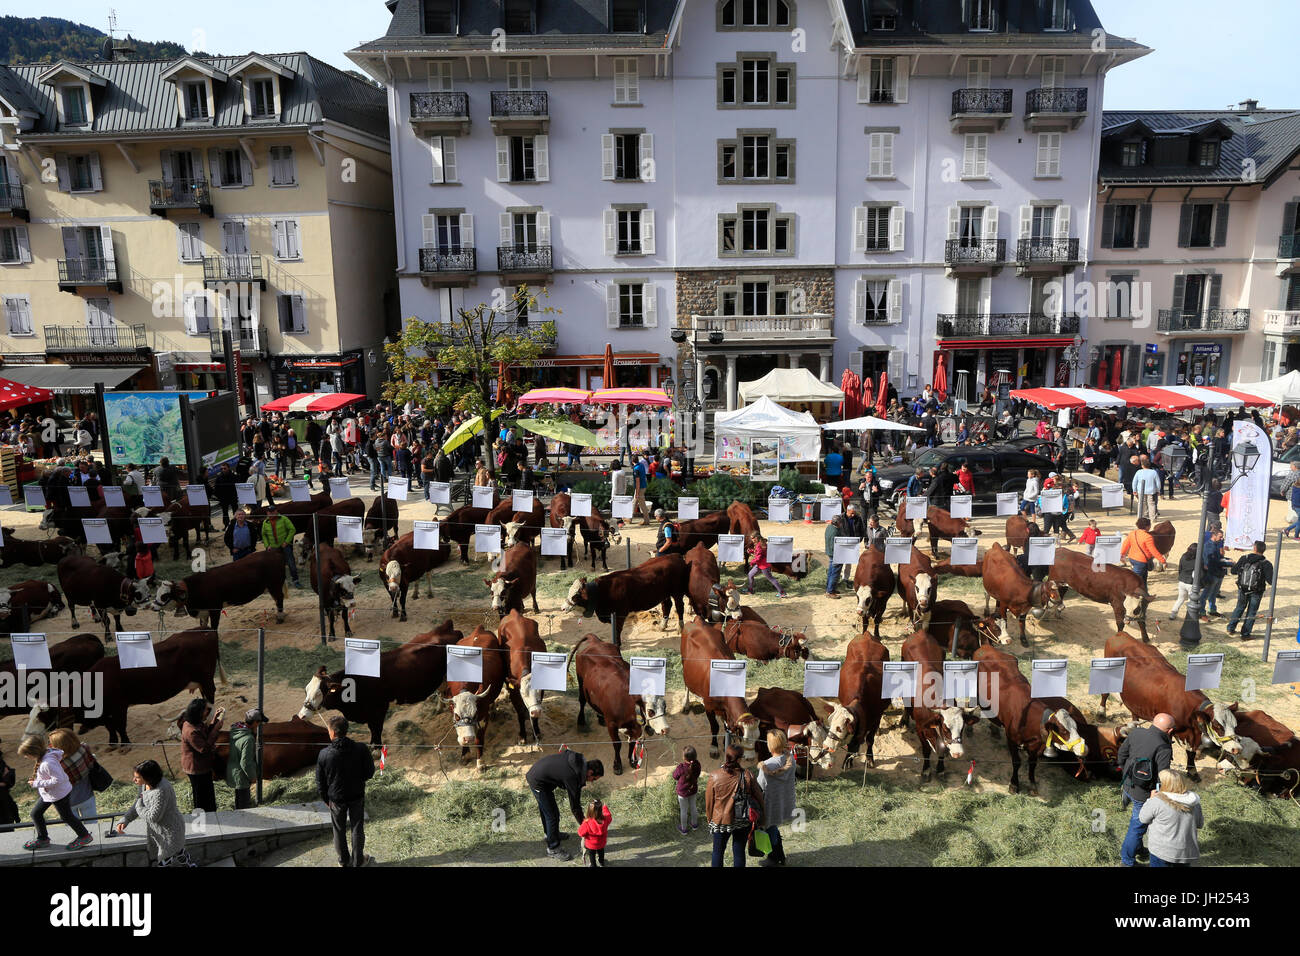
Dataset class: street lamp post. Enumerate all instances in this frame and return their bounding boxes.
[671,323,724,482]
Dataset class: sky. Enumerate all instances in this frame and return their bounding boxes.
[2,0,1297,111]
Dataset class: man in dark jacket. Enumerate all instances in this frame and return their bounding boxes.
[316,715,375,867]
[928,463,959,511]
[1227,540,1274,640]
[1117,714,1174,866]
[306,418,323,463]
[524,750,604,861]
[824,506,864,598]
[213,462,238,527]
[1117,452,1140,494]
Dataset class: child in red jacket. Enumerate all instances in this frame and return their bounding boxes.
[1079,520,1100,555]
[578,798,612,867]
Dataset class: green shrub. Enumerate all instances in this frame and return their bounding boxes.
[571,479,611,511]
[646,476,680,510]
[687,473,765,510]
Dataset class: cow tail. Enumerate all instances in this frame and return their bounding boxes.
[567,634,590,679]
[216,642,229,686]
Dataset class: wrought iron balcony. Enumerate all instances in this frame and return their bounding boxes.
[1263,310,1300,334]
[203,254,267,289]
[209,324,269,359]
[936,313,1080,338]
[951,88,1013,130]
[1015,237,1080,267]
[0,182,28,220]
[1156,309,1251,334]
[409,92,470,133]
[419,247,477,274]
[57,258,122,292]
[429,317,556,352]
[944,238,1005,269]
[44,323,147,352]
[148,178,213,216]
[691,314,833,340]
[1024,87,1088,130]
[1278,234,1300,259]
[490,90,549,133]
[496,244,552,275]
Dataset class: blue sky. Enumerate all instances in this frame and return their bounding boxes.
[2,0,1296,111]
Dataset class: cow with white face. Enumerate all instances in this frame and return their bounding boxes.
[1041,708,1087,759]
[1199,702,1242,758]
[824,703,857,764]
[483,542,539,620]
[443,626,507,771]
[0,581,65,627]
[795,720,835,771]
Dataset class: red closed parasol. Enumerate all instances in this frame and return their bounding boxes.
[876,371,888,416]
[933,356,948,402]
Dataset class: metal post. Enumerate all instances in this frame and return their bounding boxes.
[626,537,632,569]
[1181,442,1215,650]
[94,382,113,474]
[313,511,327,645]
[1261,530,1285,662]
[255,626,265,805]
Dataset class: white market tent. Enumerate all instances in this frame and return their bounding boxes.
[714,396,822,464]
[737,367,845,404]
[822,414,925,432]
[1230,370,1300,406]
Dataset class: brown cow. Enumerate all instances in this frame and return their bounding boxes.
[1004,515,1042,555]
[923,507,979,557]
[443,500,500,562]
[897,546,938,627]
[853,547,895,640]
[0,580,65,630]
[503,499,546,549]
[364,494,399,556]
[381,531,452,620]
[980,543,1058,646]
[900,630,979,781]
[40,501,129,554]
[299,497,366,554]
[0,528,80,568]
[248,491,332,534]
[577,513,620,570]
[974,646,1086,794]
[563,553,687,646]
[442,625,507,771]
[1038,698,1125,783]
[498,609,547,745]
[159,497,214,561]
[149,549,287,628]
[484,542,539,618]
[546,493,578,569]
[926,599,1005,659]
[748,687,832,770]
[1221,705,1300,796]
[211,716,332,781]
[680,617,760,759]
[569,632,669,775]
[308,544,362,640]
[668,502,758,555]
[57,555,153,639]
[1099,630,1242,779]
[825,632,890,769]
[1150,520,1176,570]
[720,614,809,662]
[933,556,985,578]
[0,634,103,722]
[683,542,721,620]
[1046,547,1151,641]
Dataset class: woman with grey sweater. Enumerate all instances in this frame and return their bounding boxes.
[1137,769,1203,866]
[756,730,798,867]
[115,760,195,867]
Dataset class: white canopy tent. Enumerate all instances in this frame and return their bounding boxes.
[822,414,925,432]
[1230,370,1300,406]
[714,396,823,474]
[737,367,845,404]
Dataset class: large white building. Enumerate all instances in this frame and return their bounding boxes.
[349,0,1148,408]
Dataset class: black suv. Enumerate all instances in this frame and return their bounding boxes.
[872,444,1057,512]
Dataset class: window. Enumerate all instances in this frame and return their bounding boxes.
[742,208,769,252]
[966,58,990,90]
[743,60,769,104]
[0,226,31,264]
[775,68,792,104]
[604,132,649,181]
[424,0,456,32]
[617,283,645,327]
[184,292,212,335]
[429,135,459,183]
[250,78,276,116]
[862,206,891,251]
[498,135,548,182]
[513,212,539,250]
[213,147,250,188]
[1197,141,1219,167]
[1045,0,1068,29]
[719,206,792,256]
[85,298,114,343]
[1286,275,1300,311]
[968,0,993,30]
[773,216,790,253]
[870,58,893,103]
[222,220,250,256]
[740,280,769,314]
[742,135,770,178]
[434,214,462,253]
[1106,204,1140,249]
[719,0,791,28]
[269,146,297,186]
[604,206,655,255]
[775,143,790,179]
[184,81,208,120]
[503,0,534,34]
[272,219,301,260]
[61,86,87,125]
[613,58,639,104]
[1106,274,1135,318]
[870,13,896,29]
[1178,202,1226,248]
[611,0,642,32]
[2,295,32,335]
[962,134,988,178]
[58,152,102,192]
[427,62,454,92]
[861,280,889,323]
[1030,205,1056,241]
[278,293,308,333]
[956,277,983,314]
[1036,132,1062,177]
[868,132,894,177]
[617,209,642,254]
[1041,56,1065,89]
[1120,142,1142,167]
[177,221,202,262]
[719,55,793,107]
[506,60,532,90]
[959,206,983,245]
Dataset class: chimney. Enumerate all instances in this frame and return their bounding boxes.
[1239,99,1259,113]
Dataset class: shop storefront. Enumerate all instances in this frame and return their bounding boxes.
[938,340,1071,403]
[272,352,366,399]
[1171,341,1230,387]
[453,352,666,392]
[2,363,152,420]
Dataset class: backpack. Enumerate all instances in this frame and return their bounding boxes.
[732,770,750,823]
[1239,559,1265,594]
[1127,756,1154,788]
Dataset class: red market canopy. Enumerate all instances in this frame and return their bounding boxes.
[1009,387,1126,411]
[260,392,367,413]
[0,376,53,413]
[1112,386,1204,413]
[1204,386,1274,408]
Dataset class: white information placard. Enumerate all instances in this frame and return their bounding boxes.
[67,486,90,508]
[540,527,569,556]
[1088,657,1127,696]
[629,657,667,697]
[950,537,979,566]
[767,498,790,523]
[996,492,1019,516]
[512,490,534,514]
[881,660,918,699]
[905,496,928,520]
[472,485,495,509]
[337,516,364,545]
[1185,653,1224,692]
[1091,535,1122,569]
[1029,658,1069,698]
[709,659,747,698]
[819,497,842,521]
[803,661,841,698]
[185,485,208,507]
[766,536,794,565]
[1101,484,1125,509]
[344,639,382,678]
[570,493,593,517]
[413,520,440,551]
[611,495,633,519]
[1027,536,1057,566]
[833,536,860,567]
[717,533,745,564]
[0,484,12,506]
[137,517,167,545]
[289,480,310,503]
[446,645,484,683]
[427,481,450,505]
[884,537,913,565]
[9,633,51,671]
[474,524,502,555]
[116,632,157,670]
[943,660,979,702]
[1039,490,1064,514]
[23,485,46,509]
[677,497,699,520]
[102,486,125,509]
[236,483,257,505]
[949,495,972,519]
[387,478,409,501]
[1272,650,1300,685]
[82,518,112,546]
[329,477,352,500]
[530,652,569,693]
[142,486,164,508]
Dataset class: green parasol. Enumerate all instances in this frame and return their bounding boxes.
[515,417,602,448]
[441,409,507,454]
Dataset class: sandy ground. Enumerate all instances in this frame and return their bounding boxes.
[3,473,1300,808]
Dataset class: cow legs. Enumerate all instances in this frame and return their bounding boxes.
[576,678,588,726]
[613,614,626,648]
[531,585,539,614]
[607,726,623,774]
[458,542,470,563]
[342,607,353,638]
[599,546,608,572]
[1026,747,1040,796]
[508,687,531,747]
[917,725,932,782]
[273,583,285,624]
[706,709,720,759]
[67,601,80,630]
[1007,736,1023,794]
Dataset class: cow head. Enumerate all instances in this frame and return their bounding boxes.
[722,586,743,621]
[363,525,384,550]
[125,576,153,610]
[384,560,403,593]
[99,551,126,573]
[854,586,872,618]
[973,615,1006,647]
[642,695,670,735]
[297,666,342,718]
[443,685,493,747]
[331,573,359,612]
[149,580,187,615]
[604,521,623,547]
[1028,580,1060,620]
[1198,701,1241,756]
[560,515,576,533]
[1042,708,1087,758]
[914,572,935,612]
[517,670,544,719]
[936,706,971,758]
[485,573,517,616]
[1122,592,1149,625]
[0,588,11,619]
[798,720,834,770]
[503,520,525,549]
[563,578,591,616]
[777,627,809,661]
[733,712,761,760]
[1217,734,1263,772]
[824,703,856,758]
[38,508,57,532]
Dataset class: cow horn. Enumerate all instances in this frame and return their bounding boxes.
[474,685,493,700]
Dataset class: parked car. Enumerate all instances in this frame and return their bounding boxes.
[873,444,1057,513]
[1270,444,1300,498]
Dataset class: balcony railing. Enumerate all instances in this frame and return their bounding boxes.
[410,91,469,120]
[491,90,549,118]
[430,317,556,350]
[44,323,147,352]
[937,313,1081,338]
[951,88,1013,115]
[692,314,833,340]
[0,182,27,218]
[419,247,477,274]
[945,238,1005,266]
[1025,87,1088,116]
[1156,309,1251,334]
[203,254,266,286]
[1016,237,1080,265]
[1278,234,1300,259]
[57,258,120,288]
[496,245,552,274]
[1263,310,1300,334]
[209,324,269,359]
[148,177,212,213]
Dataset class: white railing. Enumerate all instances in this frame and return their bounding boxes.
[1262,310,1300,334]
[691,313,833,339]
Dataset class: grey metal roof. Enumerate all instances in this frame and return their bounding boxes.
[843,0,1144,49]
[1100,109,1300,187]
[0,53,388,141]
[3,365,142,392]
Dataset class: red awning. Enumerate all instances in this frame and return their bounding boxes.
[1112,386,1203,412]
[0,376,53,413]
[1009,387,1127,410]
[260,392,367,413]
[1204,386,1274,408]
[175,363,227,373]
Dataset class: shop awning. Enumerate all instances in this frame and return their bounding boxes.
[0,376,53,412]
[1204,386,1274,408]
[260,391,367,413]
[1112,386,1205,412]
[1,365,143,394]
[175,362,227,374]
[1009,387,1126,410]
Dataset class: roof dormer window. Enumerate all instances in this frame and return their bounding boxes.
[968,0,994,31]
[1045,0,1069,30]
[250,78,276,117]
[503,0,535,34]
[1120,141,1143,167]
[610,0,643,32]
[60,86,88,126]
[423,0,457,33]
[183,81,209,120]
[1196,140,1220,168]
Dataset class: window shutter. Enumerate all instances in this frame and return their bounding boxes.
[1207,274,1222,310]
[887,349,903,386]
[440,137,457,182]
[272,220,286,259]
[606,283,620,328]
[161,150,174,181]
[850,349,863,378]
[889,205,905,252]
[1177,204,1193,247]
[422,214,436,248]
[853,206,868,253]
[208,149,222,187]
[894,56,908,103]
[55,154,70,191]
[293,294,307,332]
[499,213,513,248]
[1125,344,1141,387]
[639,133,654,181]
[1054,204,1071,239]
[601,134,616,181]
[857,61,871,104]
[983,205,999,239]
[854,278,867,323]
[496,137,510,182]
[1171,274,1187,312]
[277,293,293,332]
[534,135,549,182]
[15,225,30,263]
[643,284,657,327]
[1100,204,1116,248]
[640,209,655,255]
[979,276,992,315]
[1213,202,1230,247]
[286,220,300,259]
[947,206,960,240]
[1283,201,1299,238]
[430,136,445,183]
[285,147,297,185]
[240,150,253,186]
[536,212,551,245]
[89,152,103,191]
[459,213,474,248]
[962,141,975,178]
[603,209,618,255]
[1137,203,1152,248]
[888,278,902,324]
[184,292,199,334]
[99,225,114,266]
[1018,205,1033,240]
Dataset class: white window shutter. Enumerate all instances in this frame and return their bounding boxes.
[459,213,474,248]
[442,138,457,183]
[979,277,992,316]
[889,205,905,251]
[99,225,114,266]
[286,220,300,259]
[947,206,960,240]
[888,349,903,385]
[601,134,616,181]
[639,133,654,181]
[626,62,639,103]
[850,349,863,377]
[857,61,871,104]
[499,213,513,248]
[16,225,31,263]
[853,206,868,253]
[1054,204,1071,238]
[18,297,32,334]
[292,294,307,332]
[984,205,999,239]
[55,154,70,192]
[640,209,655,255]
[894,56,909,103]
[868,134,882,176]
[240,150,253,186]
[854,277,867,324]
[534,135,549,182]
[89,152,103,191]
[1019,205,1033,240]
[208,149,222,187]
[430,136,445,184]
[888,278,902,324]
[184,292,198,334]
[422,214,436,247]
[606,283,620,328]
[962,140,974,178]
[272,220,286,259]
[643,284,657,327]
[496,137,510,182]
[537,212,551,245]
[286,147,297,184]
[603,209,618,255]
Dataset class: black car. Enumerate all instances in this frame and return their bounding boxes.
[871,444,1057,512]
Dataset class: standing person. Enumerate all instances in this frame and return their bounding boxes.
[864,513,887,552]
[420,447,438,502]
[745,532,787,598]
[1168,544,1199,620]
[1020,469,1041,517]
[180,698,222,813]
[756,730,797,866]
[1138,769,1203,867]
[1118,453,1141,497]
[1118,714,1175,866]
[114,760,193,866]
[17,733,92,851]
[474,458,492,489]
[306,417,323,464]
[121,462,146,505]
[364,430,380,491]
[226,709,265,809]
[155,456,181,501]
[1079,519,1100,555]
[329,420,348,475]
[857,466,881,518]
[1132,455,1161,522]
[213,461,238,527]
[1226,540,1274,640]
[823,444,844,489]
[261,504,303,588]
[0,736,19,825]
[1120,517,1165,588]
[704,745,763,868]
[375,430,393,485]
[905,467,928,499]
[48,729,100,821]
[578,798,612,867]
[316,715,376,867]
[524,749,604,861]
[631,455,651,525]
[1282,461,1300,539]
[1200,527,1230,619]
[673,745,702,834]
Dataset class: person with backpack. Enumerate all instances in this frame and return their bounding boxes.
[704,744,764,868]
[1226,540,1273,640]
[1117,713,1175,866]
[1167,544,1199,620]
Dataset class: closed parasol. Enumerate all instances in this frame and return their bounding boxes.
[602,343,616,391]
[875,371,888,416]
[933,357,948,402]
